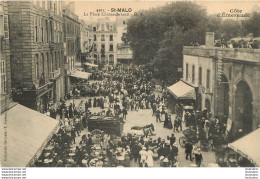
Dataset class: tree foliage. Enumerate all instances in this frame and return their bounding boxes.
[126,2,260,85]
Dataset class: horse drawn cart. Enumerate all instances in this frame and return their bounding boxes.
[179,128,210,151]
[87,115,124,136]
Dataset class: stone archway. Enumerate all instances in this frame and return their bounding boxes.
[235,80,253,135]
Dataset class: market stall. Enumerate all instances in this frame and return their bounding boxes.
[0,104,59,167]
[228,128,260,167]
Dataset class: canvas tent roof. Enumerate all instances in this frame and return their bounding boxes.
[0,104,59,167]
[228,128,260,167]
[70,71,92,79]
[167,81,196,100]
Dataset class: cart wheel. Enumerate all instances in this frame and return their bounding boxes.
[179,136,186,148]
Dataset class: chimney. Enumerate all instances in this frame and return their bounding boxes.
[205,32,215,47]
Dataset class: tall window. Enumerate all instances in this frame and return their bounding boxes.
[109,54,114,65]
[110,35,113,41]
[54,52,57,70]
[34,17,38,42]
[109,44,113,51]
[94,34,96,41]
[94,44,97,52]
[186,63,188,81]
[199,67,202,85]
[101,34,105,41]
[206,69,210,89]
[192,65,195,84]
[57,52,60,69]
[123,20,126,25]
[93,27,96,31]
[1,60,6,94]
[46,53,49,76]
[101,54,106,64]
[50,21,53,42]
[101,24,104,31]
[41,19,44,42]
[35,54,39,79]
[3,15,9,39]
[50,52,53,72]
[101,44,105,53]
[45,20,48,43]
[41,53,44,75]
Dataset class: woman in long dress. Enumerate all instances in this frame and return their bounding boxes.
[147,148,154,167]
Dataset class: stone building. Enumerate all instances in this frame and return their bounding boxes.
[116,17,133,64]
[63,6,81,94]
[0,1,12,113]
[182,32,260,137]
[80,20,94,63]
[91,17,118,66]
[8,0,65,112]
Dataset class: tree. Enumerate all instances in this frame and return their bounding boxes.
[243,12,260,37]
[126,2,207,66]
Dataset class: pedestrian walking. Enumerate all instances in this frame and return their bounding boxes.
[174,118,179,132]
[185,141,193,161]
[193,148,203,167]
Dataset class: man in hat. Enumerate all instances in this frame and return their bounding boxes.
[169,134,176,147]
[185,141,193,161]
[193,148,203,167]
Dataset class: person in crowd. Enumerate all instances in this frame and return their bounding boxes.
[193,148,203,167]
[185,141,193,161]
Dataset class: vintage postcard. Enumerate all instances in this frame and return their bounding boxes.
[0,0,260,175]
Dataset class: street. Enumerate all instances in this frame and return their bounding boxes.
[69,85,217,167]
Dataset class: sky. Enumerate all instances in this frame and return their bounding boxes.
[72,1,260,22]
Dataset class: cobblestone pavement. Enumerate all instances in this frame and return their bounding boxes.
[66,96,217,167]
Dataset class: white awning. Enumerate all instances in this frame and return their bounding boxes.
[228,128,260,167]
[70,71,92,79]
[0,104,59,167]
[167,81,196,100]
[83,62,98,67]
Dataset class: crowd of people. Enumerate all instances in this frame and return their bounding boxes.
[40,64,225,167]
[214,39,259,49]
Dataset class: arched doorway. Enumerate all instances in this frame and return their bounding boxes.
[235,80,253,135]
[205,99,211,112]
[217,75,229,116]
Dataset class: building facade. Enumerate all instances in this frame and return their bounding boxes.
[0,1,12,113]
[8,0,65,112]
[183,35,260,137]
[80,20,94,62]
[63,7,81,94]
[116,17,133,64]
[91,17,117,66]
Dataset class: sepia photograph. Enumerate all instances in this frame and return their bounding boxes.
[0,0,260,173]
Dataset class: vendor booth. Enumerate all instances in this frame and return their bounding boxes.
[227,128,260,167]
[70,71,92,80]
[167,80,196,113]
[0,104,59,167]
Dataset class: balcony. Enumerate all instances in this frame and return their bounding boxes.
[49,68,61,80]
[183,46,260,64]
